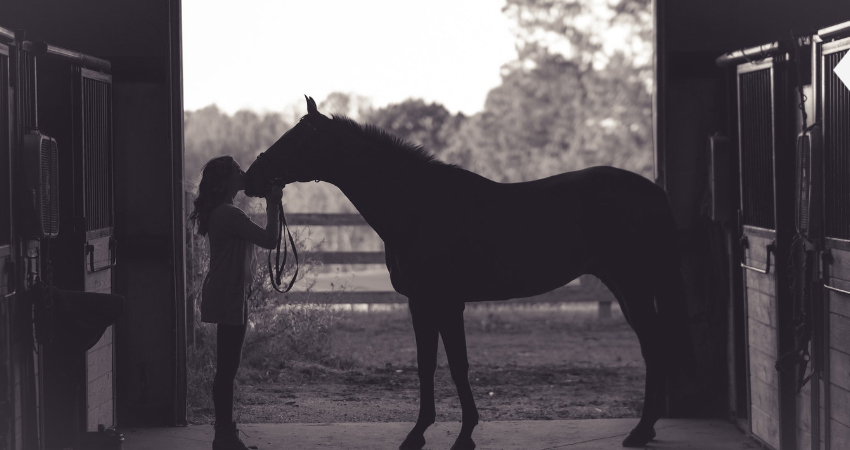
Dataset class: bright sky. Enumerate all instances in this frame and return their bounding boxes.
[182,0,518,116]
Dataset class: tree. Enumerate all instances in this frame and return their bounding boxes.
[440,0,655,182]
[319,91,373,120]
[502,0,653,72]
[362,99,462,157]
[184,105,293,188]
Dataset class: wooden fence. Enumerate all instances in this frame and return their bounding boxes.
[184,200,616,319]
[277,213,616,318]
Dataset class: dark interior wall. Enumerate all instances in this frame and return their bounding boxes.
[666,0,843,53]
[659,1,850,221]
[0,0,185,426]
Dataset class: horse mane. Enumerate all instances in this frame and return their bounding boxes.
[331,115,454,169]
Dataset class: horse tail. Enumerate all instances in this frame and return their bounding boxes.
[653,199,697,376]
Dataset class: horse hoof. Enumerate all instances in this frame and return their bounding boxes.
[450,436,476,450]
[622,427,656,447]
[399,433,426,450]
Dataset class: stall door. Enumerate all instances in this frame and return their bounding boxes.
[819,30,850,450]
[738,57,781,450]
[736,51,799,450]
[75,67,116,432]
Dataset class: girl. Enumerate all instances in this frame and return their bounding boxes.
[189,155,282,450]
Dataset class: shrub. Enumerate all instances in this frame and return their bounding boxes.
[185,207,348,420]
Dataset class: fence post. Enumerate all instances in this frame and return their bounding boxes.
[185,190,196,348]
[597,301,612,320]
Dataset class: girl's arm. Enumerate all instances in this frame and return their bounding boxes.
[223,185,283,249]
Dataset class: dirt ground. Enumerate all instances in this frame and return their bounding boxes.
[188,303,646,426]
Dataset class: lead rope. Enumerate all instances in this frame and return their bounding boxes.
[774,30,814,393]
[268,198,299,293]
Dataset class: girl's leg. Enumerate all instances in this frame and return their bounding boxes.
[213,323,248,426]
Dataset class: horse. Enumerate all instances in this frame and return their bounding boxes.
[244,96,694,450]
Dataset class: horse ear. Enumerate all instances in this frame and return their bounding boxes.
[306,95,318,115]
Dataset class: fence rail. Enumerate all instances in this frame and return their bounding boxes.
[287,213,369,226]
[281,284,611,305]
[280,212,615,318]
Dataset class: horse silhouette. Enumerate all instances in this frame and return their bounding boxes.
[244,96,694,450]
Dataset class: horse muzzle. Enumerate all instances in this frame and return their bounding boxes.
[244,176,287,198]
[243,182,263,198]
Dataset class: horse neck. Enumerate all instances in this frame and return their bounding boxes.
[323,123,426,243]
[335,181,403,242]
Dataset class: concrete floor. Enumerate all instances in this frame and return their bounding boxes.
[121,418,760,450]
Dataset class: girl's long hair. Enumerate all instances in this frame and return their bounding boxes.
[189,155,239,236]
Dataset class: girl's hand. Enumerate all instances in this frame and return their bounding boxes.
[266,183,284,202]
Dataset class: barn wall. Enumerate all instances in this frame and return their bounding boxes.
[0,37,14,450]
[657,2,850,450]
[0,0,186,428]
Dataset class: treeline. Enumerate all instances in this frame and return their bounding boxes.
[184,0,653,213]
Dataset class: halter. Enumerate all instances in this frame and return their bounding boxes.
[254,151,290,187]
[254,116,318,186]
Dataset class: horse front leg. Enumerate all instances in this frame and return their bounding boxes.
[439,303,478,450]
[400,300,439,450]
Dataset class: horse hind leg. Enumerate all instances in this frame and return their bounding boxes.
[597,270,665,448]
[438,302,478,450]
[400,300,439,450]
[624,312,667,447]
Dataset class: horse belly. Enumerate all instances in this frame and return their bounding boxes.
[446,219,591,302]
[477,245,588,301]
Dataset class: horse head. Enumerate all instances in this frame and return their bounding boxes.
[244,96,331,197]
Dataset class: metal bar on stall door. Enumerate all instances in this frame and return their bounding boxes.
[716,41,782,67]
[0,26,13,44]
[819,20,850,42]
[21,41,110,72]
